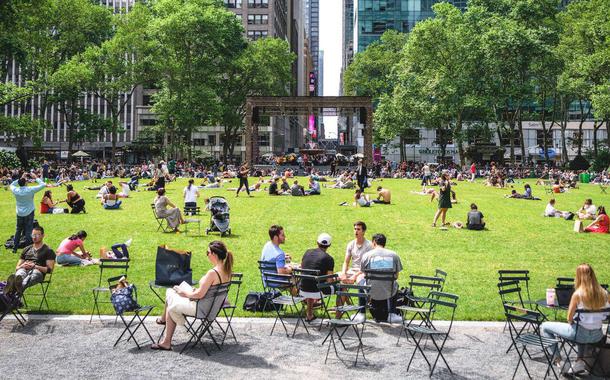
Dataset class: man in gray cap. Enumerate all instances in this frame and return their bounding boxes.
[299,233,335,322]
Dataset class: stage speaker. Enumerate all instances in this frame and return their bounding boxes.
[252,107,260,124]
[359,107,367,124]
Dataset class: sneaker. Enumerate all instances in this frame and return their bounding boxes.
[388,313,403,324]
[565,360,586,376]
[352,313,366,323]
[124,238,133,247]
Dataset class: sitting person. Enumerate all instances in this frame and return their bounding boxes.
[466,203,485,230]
[40,190,67,214]
[127,175,139,191]
[552,179,565,194]
[268,177,280,195]
[577,199,597,220]
[154,188,184,232]
[339,221,372,285]
[64,184,86,214]
[354,189,371,207]
[118,181,131,197]
[290,180,304,196]
[357,233,403,324]
[10,226,55,293]
[93,181,112,199]
[152,240,233,351]
[260,225,292,275]
[584,206,609,234]
[56,230,98,266]
[541,263,610,374]
[99,238,132,260]
[544,198,572,219]
[305,177,321,195]
[280,178,290,193]
[373,186,391,204]
[299,233,335,322]
[102,186,122,209]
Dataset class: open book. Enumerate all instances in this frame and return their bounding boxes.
[177,281,194,293]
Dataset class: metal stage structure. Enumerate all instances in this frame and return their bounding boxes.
[245,96,374,164]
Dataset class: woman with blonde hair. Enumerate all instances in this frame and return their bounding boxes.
[541,263,610,375]
[151,240,234,351]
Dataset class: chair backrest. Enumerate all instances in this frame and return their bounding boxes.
[258,260,278,289]
[292,268,320,291]
[409,275,443,298]
[195,282,231,321]
[335,284,371,320]
[497,280,527,308]
[555,277,574,288]
[151,204,159,218]
[503,303,545,342]
[427,291,459,331]
[434,268,448,289]
[573,307,610,336]
[316,273,340,294]
[364,269,397,281]
[261,271,293,291]
[107,274,133,299]
[98,259,130,287]
[498,270,532,301]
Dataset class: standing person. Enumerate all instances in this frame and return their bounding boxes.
[330,158,337,177]
[541,263,610,375]
[235,163,251,197]
[356,159,367,191]
[8,226,56,293]
[89,161,98,183]
[422,163,431,187]
[299,233,335,322]
[183,179,200,210]
[339,221,372,284]
[41,160,50,181]
[469,162,476,182]
[432,171,452,227]
[10,172,48,253]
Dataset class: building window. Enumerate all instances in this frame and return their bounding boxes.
[258,133,270,147]
[193,138,206,146]
[140,119,157,126]
[404,129,420,145]
[247,14,268,24]
[536,130,552,147]
[224,0,242,8]
[208,134,216,146]
[248,0,268,8]
[247,30,268,40]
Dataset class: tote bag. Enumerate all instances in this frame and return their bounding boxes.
[155,245,192,286]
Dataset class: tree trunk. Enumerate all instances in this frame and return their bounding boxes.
[540,91,549,164]
[399,135,405,163]
[592,120,600,157]
[577,99,585,156]
[455,112,465,166]
[111,112,118,165]
[518,109,525,164]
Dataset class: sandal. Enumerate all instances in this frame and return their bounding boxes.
[150,343,172,351]
[156,318,166,325]
[305,316,318,323]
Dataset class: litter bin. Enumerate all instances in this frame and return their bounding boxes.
[583,173,590,183]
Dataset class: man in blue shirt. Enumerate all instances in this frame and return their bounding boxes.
[260,225,292,275]
[10,172,48,253]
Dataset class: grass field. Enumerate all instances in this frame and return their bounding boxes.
[0,177,608,320]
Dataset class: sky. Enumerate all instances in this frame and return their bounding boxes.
[319,0,342,138]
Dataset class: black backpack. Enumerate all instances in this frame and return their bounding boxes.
[242,291,279,312]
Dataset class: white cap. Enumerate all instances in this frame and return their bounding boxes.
[317,233,332,247]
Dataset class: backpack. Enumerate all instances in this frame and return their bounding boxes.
[4,235,28,250]
[242,291,279,312]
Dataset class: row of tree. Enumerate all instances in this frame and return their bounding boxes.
[0,0,295,162]
[343,0,610,168]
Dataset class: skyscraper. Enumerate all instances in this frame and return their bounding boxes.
[354,0,467,53]
[303,0,320,95]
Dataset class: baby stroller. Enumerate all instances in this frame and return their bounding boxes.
[206,196,231,236]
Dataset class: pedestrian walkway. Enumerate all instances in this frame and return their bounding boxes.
[0,316,603,379]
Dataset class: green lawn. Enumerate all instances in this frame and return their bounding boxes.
[1,177,608,320]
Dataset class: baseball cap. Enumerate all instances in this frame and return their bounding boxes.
[317,233,332,247]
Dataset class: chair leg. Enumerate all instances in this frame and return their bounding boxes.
[428,334,452,376]
[512,344,532,380]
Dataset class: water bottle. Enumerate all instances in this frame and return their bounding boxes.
[546,288,556,306]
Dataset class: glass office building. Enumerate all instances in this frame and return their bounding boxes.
[355,0,467,52]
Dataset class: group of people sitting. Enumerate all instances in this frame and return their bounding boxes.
[268,176,320,196]
[545,198,609,234]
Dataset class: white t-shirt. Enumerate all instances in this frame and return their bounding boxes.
[345,239,373,271]
[120,183,130,197]
[183,186,199,203]
[545,203,557,217]
[584,204,597,216]
[96,186,109,199]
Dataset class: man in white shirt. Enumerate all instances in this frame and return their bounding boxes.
[339,221,372,284]
[545,199,571,218]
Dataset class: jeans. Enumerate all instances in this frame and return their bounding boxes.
[15,268,45,290]
[236,177,250,195]
[111,243,129,259]
[56,254,83,266]
[103,200,122,209]
[541,322,604,358]
[13,211,34,252]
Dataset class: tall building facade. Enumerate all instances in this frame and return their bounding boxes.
[354,0,467,53]
[1,0,140,160]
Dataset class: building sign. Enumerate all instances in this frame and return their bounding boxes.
[309,72,316,96]
[418,148,458,155]
[60,151,69,159]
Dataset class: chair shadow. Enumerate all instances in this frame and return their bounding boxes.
[167,342,279,369]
